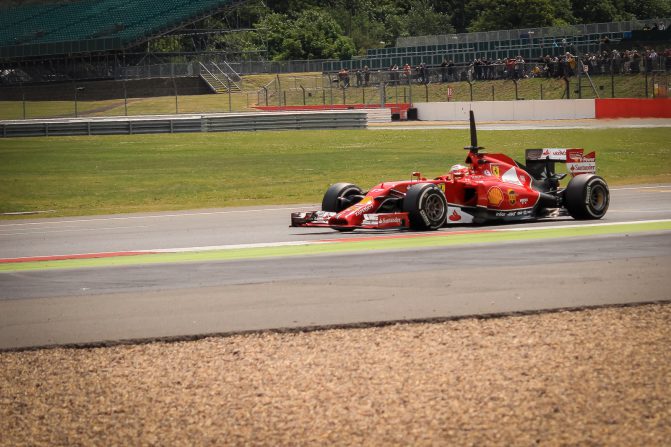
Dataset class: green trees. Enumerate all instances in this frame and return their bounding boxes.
[148,0,668,60]
[255,9,356,60]
[466,0,574,31]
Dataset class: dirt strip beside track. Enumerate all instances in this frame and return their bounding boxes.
[2,303,669,446]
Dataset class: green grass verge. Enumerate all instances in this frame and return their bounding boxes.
[2,220,669,272]
[1,127,670,217]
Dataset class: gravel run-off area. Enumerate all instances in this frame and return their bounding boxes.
[1,303,670,446]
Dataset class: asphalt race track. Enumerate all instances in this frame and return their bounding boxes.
[1,185,670,350]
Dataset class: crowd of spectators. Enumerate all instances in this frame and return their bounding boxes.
[464,48,670,81]
[333,46,670,88]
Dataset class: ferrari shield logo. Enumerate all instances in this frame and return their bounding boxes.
[491,165,500,178]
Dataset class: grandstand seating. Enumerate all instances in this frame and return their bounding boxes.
[323,18,670,72]
[0,0,235,59]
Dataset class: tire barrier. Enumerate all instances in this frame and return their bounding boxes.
[0,110,368,138]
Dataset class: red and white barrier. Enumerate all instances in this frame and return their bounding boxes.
[595,98,671,118]
[415,98,671,121]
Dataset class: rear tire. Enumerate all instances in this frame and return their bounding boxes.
[564,174,609,220]
[403,183,448,230]
[322,183,363,213]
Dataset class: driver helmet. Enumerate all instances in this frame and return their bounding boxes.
[450,164,469,177]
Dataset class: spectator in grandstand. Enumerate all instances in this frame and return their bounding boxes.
[338,68,350,88]
[623,50,632,73]
[447,59,455,81]
[611,49,622,74]
[493,58,505,79]
[440,59,448,82]
[390,64,399,85]
[484,58,493,80]
[588,53,598,73]
[515,55,526,78]
[419,63,429,84]
[566,52,576,76]
[504,57,516,79]
[645,49,658,72]
[631,50,641,73]
[472,58,481,80]
[530,65,542,77]
[403,63,411,82]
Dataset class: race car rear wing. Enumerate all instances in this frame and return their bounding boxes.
[524,148,597,178]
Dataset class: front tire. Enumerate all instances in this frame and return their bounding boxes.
[322,183,363,213]
[564,174,609,219]
[403,183,448,230]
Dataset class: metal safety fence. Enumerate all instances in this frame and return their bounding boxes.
[0,111,368,138]
[1,59,668,122]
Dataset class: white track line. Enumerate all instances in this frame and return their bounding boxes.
[610,185,671,191]
[173,218,671,252]
[0,206,316,228]
[492,218,671,233]
[145,218,671,254]
[7,218,666,262]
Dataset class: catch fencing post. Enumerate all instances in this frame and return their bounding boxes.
[123,77,128,116]
[513,79,520,100]
[73,81,78,118]
[172,75,178,114]
[20,80,26,119]
[645,70,649,98]
[228,78,232,112]
[408,76,413,106]
[379,82,386,108]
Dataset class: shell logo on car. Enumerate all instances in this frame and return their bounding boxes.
[487,187,504,207]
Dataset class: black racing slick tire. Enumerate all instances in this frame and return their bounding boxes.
[564,174,610,220]
[322,183,364,213]
[403,183,448,230]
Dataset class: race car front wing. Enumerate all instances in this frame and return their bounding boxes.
[290,211,410,229]
[290,211,335,227]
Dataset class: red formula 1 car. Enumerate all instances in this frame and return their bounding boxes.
[291,112,610,231]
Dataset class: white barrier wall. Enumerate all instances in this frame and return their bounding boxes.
[415,100,596,121]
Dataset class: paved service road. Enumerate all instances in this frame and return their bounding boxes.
[1,185,670,349]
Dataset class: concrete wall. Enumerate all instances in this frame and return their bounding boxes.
[0,77,211,101]
[415,100,596,121]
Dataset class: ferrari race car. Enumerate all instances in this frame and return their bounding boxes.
[291,111,609,231]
